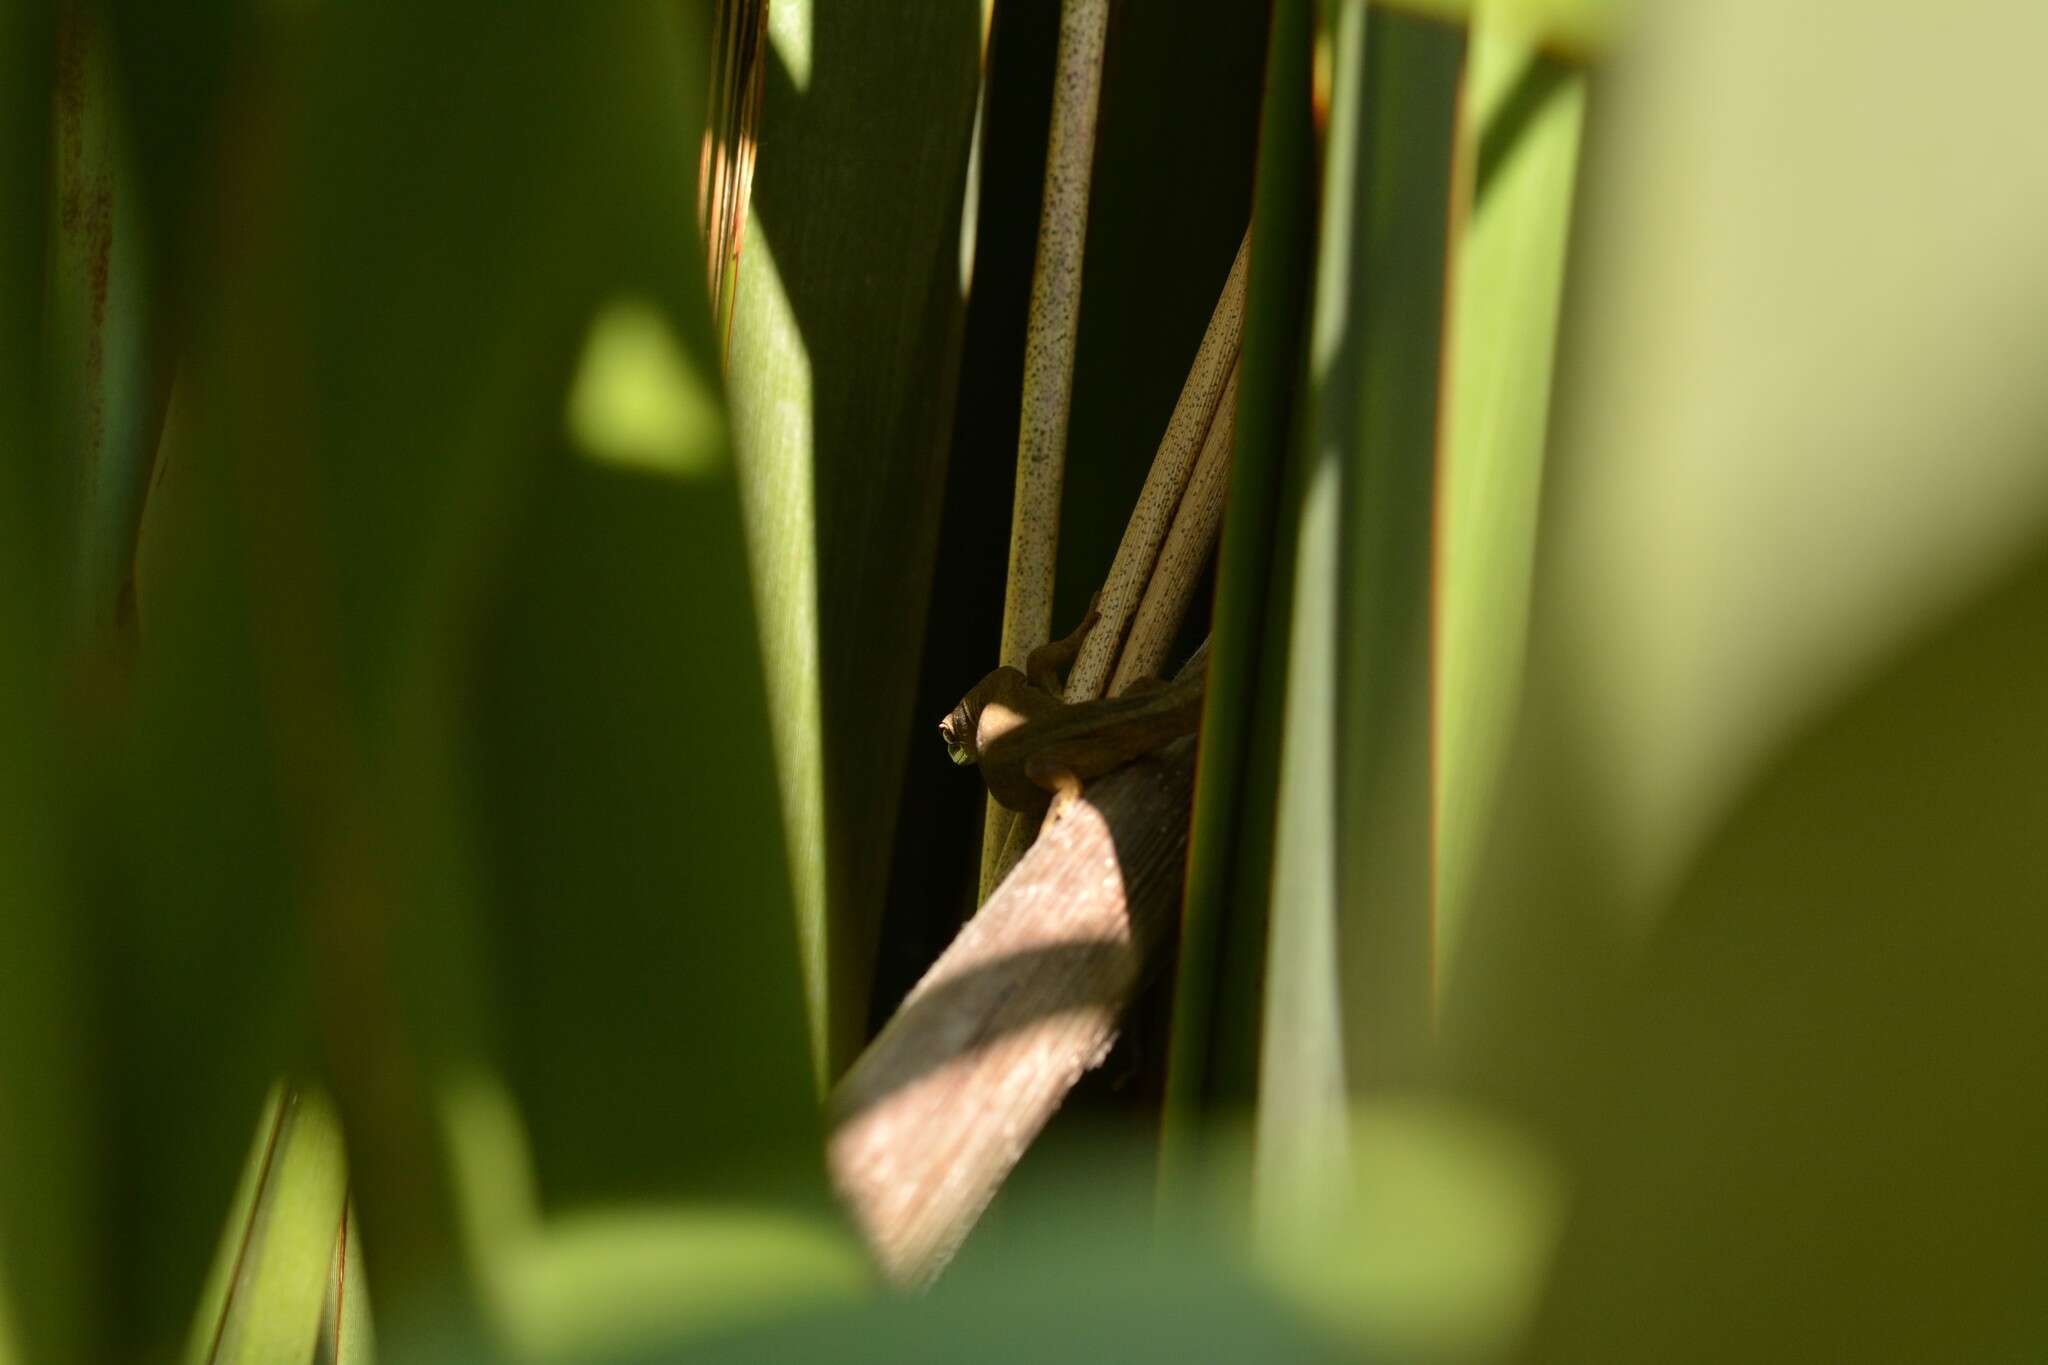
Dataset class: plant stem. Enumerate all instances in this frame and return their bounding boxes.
[982,0,1112,900]
[1108,358,1241,694]
[1064,230,1250,703]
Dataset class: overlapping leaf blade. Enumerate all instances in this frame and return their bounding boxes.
[725,0,985,1081]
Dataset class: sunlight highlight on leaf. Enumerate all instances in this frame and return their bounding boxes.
[768,1,812,94]
[725,231,830,1083]
[568,300,728,480]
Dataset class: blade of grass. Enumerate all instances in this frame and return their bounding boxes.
[126,9,822,1347]
[1374,0,1621,59]
[1247,0,1463,1227]
[1159,0,1320,1203]
[725,0,985,1081]
[1325,7,1462,1094]
[312,1206,372,1365]
[1432,25,1584,975]
[194,1088,348,1365]
[49,0,162,653]
[0,7,88,1362]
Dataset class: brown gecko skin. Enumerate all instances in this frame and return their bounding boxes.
[940,654,1206,819]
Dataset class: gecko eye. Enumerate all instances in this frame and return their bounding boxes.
[939,706,978,765]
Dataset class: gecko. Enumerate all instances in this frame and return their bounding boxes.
[939,602,1207,823]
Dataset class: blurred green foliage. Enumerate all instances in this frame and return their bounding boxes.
[6,0,2048,1363]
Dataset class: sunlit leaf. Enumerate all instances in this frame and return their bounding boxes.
[1378,0,1622,58]
[1515,0,2048,924]
[726,0,984,1080]
[568,300,727,480]
[194,1088,349,1365]
[1248,2,1461,1229]
[1432,26,1583,969]
[313,1206,373,1365]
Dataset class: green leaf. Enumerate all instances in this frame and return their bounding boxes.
[1376,0,1622,58]
[491,1209,868,1360]
[724,0,984,1081]
[314,1206,373,1365]
[48,0,162,650]
[1253,0,1462,1223]
[1161,0,1320,1194]
[1442,0,2048,1353]
[1325,4,1461,1091]
[621,1175,1349,1365]
[1432,27,1584,971]
[189,1088,350,1365]
[1498,0,2048,931]
[1259,1099,1563,1364]
[125,5,823,1342]
[1517,546,2048,1362]
[0,10,88,1362]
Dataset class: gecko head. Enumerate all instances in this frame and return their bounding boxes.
[939,699,980,765]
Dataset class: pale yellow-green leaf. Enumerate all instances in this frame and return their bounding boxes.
[199,1089,349,1365]
[1433,27,1584,968]
[1378,0,1623,58]
[1529,0,2048,927]
[1258,1100,1564,1364]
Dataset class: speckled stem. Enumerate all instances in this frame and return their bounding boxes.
[1064,230,1249,703]
[982,0,1112,899]
[1108,359,1240,694]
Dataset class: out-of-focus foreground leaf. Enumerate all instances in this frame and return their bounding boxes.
[724,0,984,1081]
[48,0,161,651]
[313,1203,374,1365]
[1486,0,2048,930]
[313,1207,373,1365]
[1258,1098,1563,1365]
[0,6,84,1362]
[1445,0,2048,1357]
[185,1087,348,1365]
[118,0,827,1352]
[1519,549,2048,1362]
[616,1184,1350,1365]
